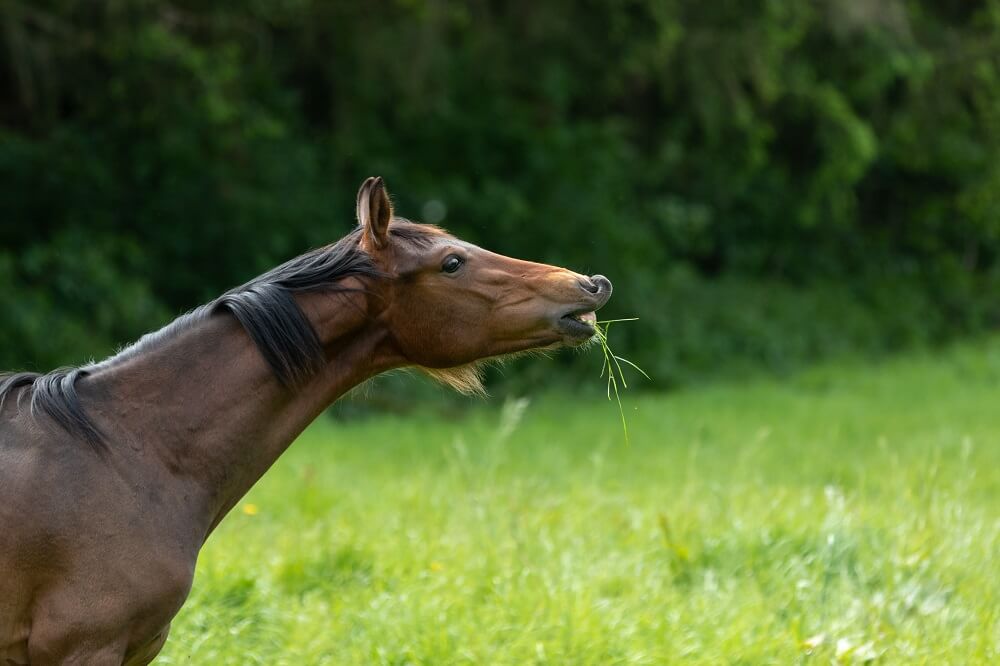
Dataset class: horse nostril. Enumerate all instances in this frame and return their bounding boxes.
[580,278,600,294]
[590,274,612,297]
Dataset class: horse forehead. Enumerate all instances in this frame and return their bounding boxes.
[395,229,558,276]
[407,233,480,254]
[451,240,557,274]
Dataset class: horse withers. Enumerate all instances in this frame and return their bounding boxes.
[0,177,612,665]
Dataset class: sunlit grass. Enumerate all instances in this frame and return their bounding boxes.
[158,336,1000,664]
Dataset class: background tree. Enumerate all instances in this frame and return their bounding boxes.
[1,0,997,385]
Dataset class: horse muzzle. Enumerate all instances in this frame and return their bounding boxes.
[555,274,613,344]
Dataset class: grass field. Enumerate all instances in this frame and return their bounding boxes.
[157,338,1000,664]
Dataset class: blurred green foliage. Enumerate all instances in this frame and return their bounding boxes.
[1,1,998,383]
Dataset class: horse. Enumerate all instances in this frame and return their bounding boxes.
[0,177,612,665]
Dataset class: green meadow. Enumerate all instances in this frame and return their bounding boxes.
[158,338,1000,665]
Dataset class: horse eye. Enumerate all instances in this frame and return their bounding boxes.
[442,255,464,274]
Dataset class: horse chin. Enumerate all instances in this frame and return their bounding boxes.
[561,334,597,350]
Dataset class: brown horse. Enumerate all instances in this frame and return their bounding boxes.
[0,177,612,665]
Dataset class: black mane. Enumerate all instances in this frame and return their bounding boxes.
[0,368,99,444]
[0,224,435,450]
[215,227,381,387]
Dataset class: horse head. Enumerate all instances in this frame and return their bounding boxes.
[355,177,612,391]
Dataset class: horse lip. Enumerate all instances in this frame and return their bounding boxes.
[556,315,596,342]
[561,305,598,320]
[556,306,599,342]
[563,287,611,320]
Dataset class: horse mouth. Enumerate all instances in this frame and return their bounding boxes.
[558,309,597,342]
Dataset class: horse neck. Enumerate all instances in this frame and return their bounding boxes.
[87,287,396,536]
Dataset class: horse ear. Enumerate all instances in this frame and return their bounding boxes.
[356,176,392,250]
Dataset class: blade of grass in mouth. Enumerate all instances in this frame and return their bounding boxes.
[594,319,649,445]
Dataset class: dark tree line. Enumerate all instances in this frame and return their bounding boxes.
[1,1,997,385]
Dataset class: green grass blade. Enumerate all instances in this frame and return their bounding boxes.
[613,355,652,380]
[593,317,648,445]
